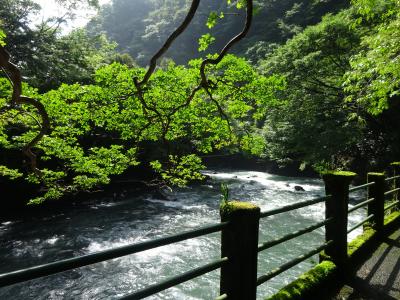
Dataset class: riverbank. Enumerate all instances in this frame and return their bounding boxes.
[0,155,319,219]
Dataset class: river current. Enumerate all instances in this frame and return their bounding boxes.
[0,170,366,299]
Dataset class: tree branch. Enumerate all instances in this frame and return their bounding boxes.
[136,0,201,87]
[0,46,50,174]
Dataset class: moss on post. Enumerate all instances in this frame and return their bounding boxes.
[322,171,356,268]
[367,172,385,231]
[220,200,260,300]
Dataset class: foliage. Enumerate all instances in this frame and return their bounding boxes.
[0,29,5,46]
[0,0,118,91]
[198,33,216,52]
[259,10,363,170]
[344,0,400,115]
[0,55,282,204]
[87,0,349,65]
[220,183,230,203]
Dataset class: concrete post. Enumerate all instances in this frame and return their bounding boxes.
[322,171,356,268]
[367,172,385,231]
[220,201,260,300]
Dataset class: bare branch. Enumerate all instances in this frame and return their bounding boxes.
[137,0,201,87]
[200,0,253,86]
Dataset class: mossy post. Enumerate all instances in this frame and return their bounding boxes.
[367,173,385,231]
[390,162,400,203]
[322,171,356,269]
[220,201,260,300]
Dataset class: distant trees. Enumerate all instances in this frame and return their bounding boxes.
[87,0,349,65]
[258,0,400,170]
[0,0,118,91]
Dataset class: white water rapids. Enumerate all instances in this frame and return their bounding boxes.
[0,170,367,299]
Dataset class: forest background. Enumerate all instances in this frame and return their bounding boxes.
[0,0,399,207]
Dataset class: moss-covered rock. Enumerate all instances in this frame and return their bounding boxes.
[264,261,337,300]
[390,162,400,167]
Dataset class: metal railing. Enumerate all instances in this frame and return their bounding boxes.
[255,195,333,288]
[1,165,399,300]
[0,222,228,299]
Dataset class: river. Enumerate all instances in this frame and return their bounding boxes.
[0,169,366,299]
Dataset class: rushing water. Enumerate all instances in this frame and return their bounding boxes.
[0,170,367,300]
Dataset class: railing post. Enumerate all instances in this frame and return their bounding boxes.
[390,162,400,204]
[220,200,260,300]
[322,171,356,269]
[367,172,385,231]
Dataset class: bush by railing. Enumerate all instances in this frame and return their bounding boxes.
[0,163,399,300]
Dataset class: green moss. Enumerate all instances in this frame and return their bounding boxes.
[347,228,376,258]
[368,172,385,176]
[390,162,400,167]
[321,170,357,177]
[264,261,336,300]
[220,200,259,216]
[384,211,400,226]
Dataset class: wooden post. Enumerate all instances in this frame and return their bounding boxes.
[322,171,356,268]
[367,172,385,231]
[390,162,400,204]
[220,201,260,300]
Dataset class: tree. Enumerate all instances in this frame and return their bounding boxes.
[259,9,363,170]
[0,0,117,91]
[88,0,349,65]
[344,0,400,115]
[1,0,285,205]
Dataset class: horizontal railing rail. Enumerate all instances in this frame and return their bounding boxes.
[1,163,399,300]
[348,198,375,213]
[256,241,333,286]
[258,217,333,253]
[347,214,374,234]
[384,188,400,196]
[260,196,328,218]
[385,175,400,182]
[384,201,400,211]
[349,182,375,192]
[119,257,228,300]
[0,222,227,288]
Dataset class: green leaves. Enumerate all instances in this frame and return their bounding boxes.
[0,166,23,179]
[0,29,5,46]
[0,54,283,204]
[344,2,400,115]
[198,33,216,52]
[151,155,205,187]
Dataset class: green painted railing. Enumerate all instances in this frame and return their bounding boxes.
[0,163,399,300]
